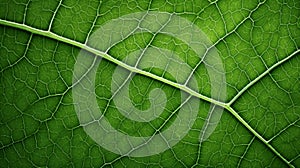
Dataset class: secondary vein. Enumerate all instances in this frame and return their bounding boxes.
[228,49,300,106]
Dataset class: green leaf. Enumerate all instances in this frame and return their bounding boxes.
[0,0,299,167]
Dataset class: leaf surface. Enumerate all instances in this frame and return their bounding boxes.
[0,0,299,167]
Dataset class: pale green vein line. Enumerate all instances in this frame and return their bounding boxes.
[48,0,63,31]
[0,33,33,73]
[0,19,226,108]
[237,137,255,167]
[228,49,300,106]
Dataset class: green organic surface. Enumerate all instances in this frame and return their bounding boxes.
[0,0,299,167]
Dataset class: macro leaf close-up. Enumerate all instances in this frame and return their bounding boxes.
[0,0,299,167]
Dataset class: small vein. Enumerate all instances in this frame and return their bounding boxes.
[237,136,255,167]
[84,1,102,44]
[48,0,63,31]
[0,33,33,73]
[22,0,31,24]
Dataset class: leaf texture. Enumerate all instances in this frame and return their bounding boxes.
[0,0,299,167]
